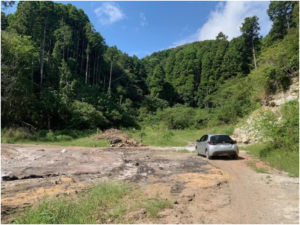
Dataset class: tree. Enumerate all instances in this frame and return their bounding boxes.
[1,12,9,30]
[105,46,119,96]
[1,1,15,10]
[39,1,55,86]
[148,65,165,97]
[1,31,38,126]
[240,16,261,69]
[267,1,294,40]
[220,36,248,81]
[213,32,229,84]
[53,22,73,62]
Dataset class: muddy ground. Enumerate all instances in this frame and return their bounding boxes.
[1,144,299,224]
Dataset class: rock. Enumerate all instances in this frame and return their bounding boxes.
[174,200,179,204]
[61,149,67,153]
[135,162,139,166]
[109,138,122,144]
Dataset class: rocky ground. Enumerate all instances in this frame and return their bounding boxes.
[1,144,299,224]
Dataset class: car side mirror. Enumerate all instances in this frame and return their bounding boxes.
[196,139,200,142]
[232,140,237,144]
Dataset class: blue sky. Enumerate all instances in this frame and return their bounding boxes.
[6,1,272,58]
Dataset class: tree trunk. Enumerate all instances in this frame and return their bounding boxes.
[85,46,89,84]
[286,14,290,30]
[96,59,99,85]
[30,26,36,87]
[48,38,52,66]
[40,19,47,86]
[103,74,106,90]
[93,52,97,85]
[80,42,84,75]
[252,40,257,69]
[108,62,113,96]
[76,31,79,62]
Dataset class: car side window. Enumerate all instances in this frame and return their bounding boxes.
[199,135,205,142]
[199,135,208,142]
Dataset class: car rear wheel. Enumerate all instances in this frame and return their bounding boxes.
[206,150,212,160]
[233,154,238,160]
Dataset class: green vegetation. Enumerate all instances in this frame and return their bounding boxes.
[144,198,173,217]
[246,160,269,174]
[124,125,234,146]
[2,1,298,131]
[1,127,108,147]
[244,143,299,177]
[243,101,299,177]
[1,2,298,174]
[1,125,234,147]
[14,182,172,224]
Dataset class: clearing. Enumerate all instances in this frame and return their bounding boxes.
[1,143,299,224]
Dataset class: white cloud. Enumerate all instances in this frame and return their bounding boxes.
[140,12,148,27]
[172,1,272,47]
[129,50,151,58]
[95,2,125,26]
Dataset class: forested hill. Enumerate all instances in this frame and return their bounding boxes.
[1,1,299,130]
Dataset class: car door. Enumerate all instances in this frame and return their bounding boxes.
[197,136,204,154]
[200,135,208,154]
[198,135,207,155]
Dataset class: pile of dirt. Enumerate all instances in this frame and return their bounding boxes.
[92,128,128,141]
[109,138,140,147]
[92,129,140,147]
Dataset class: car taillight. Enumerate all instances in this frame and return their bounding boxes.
[208,142,215,145]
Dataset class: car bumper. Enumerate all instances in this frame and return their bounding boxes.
[211,150,238,156]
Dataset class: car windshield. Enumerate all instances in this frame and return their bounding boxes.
[210,135,233,143]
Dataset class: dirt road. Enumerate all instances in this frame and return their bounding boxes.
[1,144,299,224]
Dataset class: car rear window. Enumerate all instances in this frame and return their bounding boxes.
[210,135,233,143]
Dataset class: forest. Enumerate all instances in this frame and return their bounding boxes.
[1,1,299,131]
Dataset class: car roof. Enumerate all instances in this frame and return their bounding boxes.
[206,134,228,136]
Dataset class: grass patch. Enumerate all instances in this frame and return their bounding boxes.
[14,182,129,224]
[246,160,269,173]
[9,137,109,148]
[2,125,235,148]
[144,198,173,218]
[243,143,299,177]
[13,182,173,224]
[1,128,109,147]
[123,125,234,147]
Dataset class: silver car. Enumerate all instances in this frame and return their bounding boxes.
[196,134,239,159]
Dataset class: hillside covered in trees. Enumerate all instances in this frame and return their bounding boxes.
[1,1,299,130]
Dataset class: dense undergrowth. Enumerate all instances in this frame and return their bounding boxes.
[14,182,172,224]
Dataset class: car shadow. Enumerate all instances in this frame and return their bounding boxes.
[211,155,245,161]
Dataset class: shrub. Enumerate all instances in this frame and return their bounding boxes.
[56,135,73,141]
[45,131,57,142]
[157,106,197,129]
[70,101,108,129]
[3,127,37,141]
[256,101,299,152]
